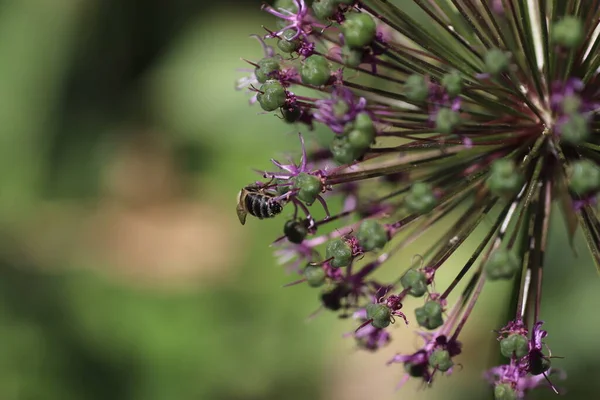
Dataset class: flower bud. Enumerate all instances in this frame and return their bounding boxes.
[404,74,429,102]
[435,108,461,134]
[257,80,287,111]
[293,172,322,204]
[357,220,388,251]
[400,268,428,297]
[560,113,590,144]
[552,16,584,48]
[486,159,523,198]
[277,30,301,53]
[301,55,331,86]
[500,334,529,358]
[347,128,374,151]
[415,301,444,330]
[304,265,326,287]
[284,219,309,244]
[494,383,518,400]
[366,303,392,328]
[255,58,280,83]
[428,349,453,372]
[484,48,509,75]
[342,12,377,48]
[442,71,463,97]
[485,249,520,280]
[569,159,600,196]
[330,134,359,164]
[405,182,437,214]
[326,238,353,268]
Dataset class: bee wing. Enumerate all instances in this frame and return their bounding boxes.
[236,203,248,225]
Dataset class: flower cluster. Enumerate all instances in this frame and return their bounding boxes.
[236,0,600,398]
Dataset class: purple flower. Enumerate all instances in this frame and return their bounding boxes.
[313,87,368,134]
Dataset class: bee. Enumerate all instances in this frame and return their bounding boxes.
[236,185,284,225]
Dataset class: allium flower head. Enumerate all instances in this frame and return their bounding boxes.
[236,0,600,397]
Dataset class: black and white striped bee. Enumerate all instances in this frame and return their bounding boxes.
[236,185,285,225]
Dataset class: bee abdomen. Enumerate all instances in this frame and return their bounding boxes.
[245,193,283,219]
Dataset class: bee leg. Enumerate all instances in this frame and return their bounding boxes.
[315,195,330,219]
[293,198,315,229]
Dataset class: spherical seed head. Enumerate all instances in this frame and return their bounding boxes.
[405,182,437,214]
[415,301,444,330]
[284,219,309,243]
[293,172,323,204]
[500,334,529,358]
[342,12,377,48]
[435,108,461,134]
[484,48,509,75]
[304,265,326,287]
[255,57,281,83]
[442,70,463,97]
[312,0,338,20]
[552,16,584,48]
[330,134,358,164]
[494,383,518,400]
[560,113,590,144]
[486,159,523,198]
[357,220,388,251]
[569,159,600,196]
[400,268,428,297]
[301,55,331,86]
[278,30,301,53]
[366,303,392,328]
[257,80,287,111]
[428,349,453,372]
[326,238,353,268]
[404,74,429,102]
[485,249,520,280]
[342,46,364,68]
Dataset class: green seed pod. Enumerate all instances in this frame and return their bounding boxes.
[342,46,364,68]
[342,12,377,48]
[257,80,287,112]
[312,0,338,20]
[500,334,529,359]
[304,265,326,287]
[484,48,509,76]
[348,129,374,151]
[366,303,392,328]
[560,113,590,144]
[494,383,518,400]
[354,112,374,132]
[561,94,582,115]
[404,362,426,377]
[357,220,388,251]
[293,172,322,205]
[569,159,600,196]
[442,70,463,97]
[435,108,461,134]
[400,268,428,297]
[301,55,331,86]
[405,182,437,214]
[255,58,281,84]
[284,219,309,244]
[404,74,429,102]
[277,30,301,53]
[485,249,520,280]
[415,301,444,330]
[326,238,353,268]
[428,349,453,372]
[552,16,584,48]
[282,103,302,123]
[330,134,359,164]
[486,159,523,198]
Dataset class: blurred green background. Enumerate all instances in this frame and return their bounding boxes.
[0,1,598,399]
